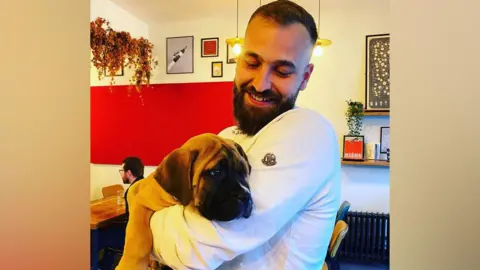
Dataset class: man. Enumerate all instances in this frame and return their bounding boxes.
[119,156,145,216]
[150,1,341,269]
[98,157,146,268]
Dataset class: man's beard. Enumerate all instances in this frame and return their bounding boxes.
[233,82,298,136]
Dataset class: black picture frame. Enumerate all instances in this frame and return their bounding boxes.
[166,35,194,74]
[201,37,219,57]
[226,43,239,64]
[365,33,390,112]
[380,127,390,153]
[104,66,124,77]
[211,61,223,78]
[342,135,365,161]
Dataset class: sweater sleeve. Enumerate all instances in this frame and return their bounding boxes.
[150,110,341,270]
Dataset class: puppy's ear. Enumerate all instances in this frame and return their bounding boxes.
[154,149,199,206]
[234,142,251,174]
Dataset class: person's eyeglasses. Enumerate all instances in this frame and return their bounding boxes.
[119,169,125,174]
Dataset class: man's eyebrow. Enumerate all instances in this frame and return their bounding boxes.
[244,51,296,70]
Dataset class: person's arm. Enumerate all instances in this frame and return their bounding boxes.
[150,110,341,270]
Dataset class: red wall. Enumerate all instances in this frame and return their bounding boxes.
[90,81,235,166]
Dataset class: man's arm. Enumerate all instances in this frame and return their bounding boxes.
[150,110,341,270]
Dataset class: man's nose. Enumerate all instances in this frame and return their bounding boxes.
[252,68,271,92]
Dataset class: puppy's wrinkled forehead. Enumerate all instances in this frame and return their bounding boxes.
[182,134,247,181]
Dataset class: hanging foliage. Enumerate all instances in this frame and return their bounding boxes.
[345,99,364,136]
[90,17,158,92]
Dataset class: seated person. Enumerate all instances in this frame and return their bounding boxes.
[99,157,145,256]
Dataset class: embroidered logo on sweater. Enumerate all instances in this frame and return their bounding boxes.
[262,153,277,166]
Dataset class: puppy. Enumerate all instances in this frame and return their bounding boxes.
[115,133,253,270]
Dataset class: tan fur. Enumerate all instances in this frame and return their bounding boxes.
[115,133,249,270]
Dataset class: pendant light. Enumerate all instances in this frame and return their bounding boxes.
[225,0,244,56]
[314,0,331,56]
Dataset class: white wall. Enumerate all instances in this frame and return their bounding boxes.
[90,0,391,213]
[89,0,151,199]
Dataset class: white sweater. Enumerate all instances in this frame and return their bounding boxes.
[150,107,342,270]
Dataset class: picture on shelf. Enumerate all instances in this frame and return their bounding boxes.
[365,142,380,160]
[380,127,390,153]
[166,36,194,74]
[343,135,365,161]
[365,33,390,111]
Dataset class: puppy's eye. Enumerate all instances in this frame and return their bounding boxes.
[209,169,221,177]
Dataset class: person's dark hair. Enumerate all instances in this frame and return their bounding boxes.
[248,0,318,45]
[122,156,144,178]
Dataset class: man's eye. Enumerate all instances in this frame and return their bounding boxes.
[276,70,291,78]
[245,61,259,68]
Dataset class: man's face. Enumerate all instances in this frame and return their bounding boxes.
[119,163,130,184]
[233,16,315,136]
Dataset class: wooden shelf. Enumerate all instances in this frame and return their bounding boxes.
[363,111,389,116]
[341,159,390,167]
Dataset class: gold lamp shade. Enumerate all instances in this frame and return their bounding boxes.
[316,38,332,47]
[226,37,244,46]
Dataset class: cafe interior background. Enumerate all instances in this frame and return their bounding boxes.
[90,0,390,268]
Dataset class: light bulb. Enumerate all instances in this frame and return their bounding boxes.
[233,43,242,55]
[313,45,323,56]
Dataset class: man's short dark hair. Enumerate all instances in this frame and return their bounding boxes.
[248,0,318,45]
[122,156,144,178]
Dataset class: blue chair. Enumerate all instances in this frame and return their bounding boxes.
[335,201,350,223]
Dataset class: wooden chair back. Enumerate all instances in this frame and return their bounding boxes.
[102,184,125,198]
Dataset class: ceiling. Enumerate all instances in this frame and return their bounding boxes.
[109,0,240,24]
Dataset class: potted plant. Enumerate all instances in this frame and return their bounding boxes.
[345,99,364,136]
[342,100,365,161]
[90,17,158,92]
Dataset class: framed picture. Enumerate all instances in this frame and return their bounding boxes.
[343,135,365,161]
[380,127,390,153]
[201,38,219,57]
[211,61,223,78]
[226,43,241,64]
[104,66,124,77]
[365,33,390,111]
[166,36,194,74]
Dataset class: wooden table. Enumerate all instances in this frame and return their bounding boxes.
[91,196,126,229]
[91,196,127,270]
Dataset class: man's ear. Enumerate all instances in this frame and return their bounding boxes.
[154,149,199,205]
[299,63,314,91]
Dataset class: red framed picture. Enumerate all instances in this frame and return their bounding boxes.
[201,37,219,57]
[343,135,365,161]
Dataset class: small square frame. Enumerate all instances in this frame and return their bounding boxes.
[342,135,365,161]
[201,38,219,57]
[211,61,223,78]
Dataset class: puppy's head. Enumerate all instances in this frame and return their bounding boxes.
[154,133,253,222]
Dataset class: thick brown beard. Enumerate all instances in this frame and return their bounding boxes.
[232,82,298,136]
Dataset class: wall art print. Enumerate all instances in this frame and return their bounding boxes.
[166,36,194,74]
[365,33,390,111]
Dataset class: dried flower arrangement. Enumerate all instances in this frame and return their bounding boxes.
[90,17,158,92]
